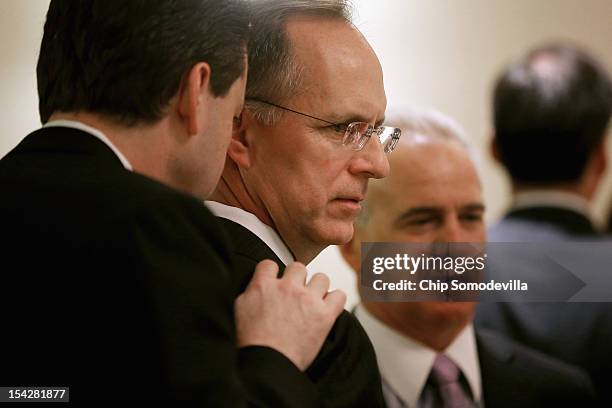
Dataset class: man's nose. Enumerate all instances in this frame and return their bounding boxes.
[436,216,464,243]
[349,135,390,179]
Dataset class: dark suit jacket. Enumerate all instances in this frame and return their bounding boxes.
[0,127,319,407]
[220,218,386,408]
[379,326,594,407]
[477,328,594,407]
[476,206,612,406]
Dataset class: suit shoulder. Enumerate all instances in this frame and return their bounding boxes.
[477,328,594,404]
[488,218,566,241]
[98,172,222,232]
[306,309,385,406]
[111,180,232,262]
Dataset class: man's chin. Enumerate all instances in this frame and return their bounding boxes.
[422,301,476,323]
[315,223,355,246]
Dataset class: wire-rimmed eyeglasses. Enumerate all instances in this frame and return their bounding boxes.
[247,98,401,154]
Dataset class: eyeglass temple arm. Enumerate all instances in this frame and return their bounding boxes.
[246,97,340,127]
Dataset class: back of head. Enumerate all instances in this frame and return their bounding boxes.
[245,0,353,123]
[37,0,250,126]
[493,43,612,183]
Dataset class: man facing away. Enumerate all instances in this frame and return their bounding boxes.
[208,0,401,406]
[475,43,612,406]
[340,108,594,407]
[0,1,345,406]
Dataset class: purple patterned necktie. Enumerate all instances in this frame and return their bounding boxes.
[419,354,475,408]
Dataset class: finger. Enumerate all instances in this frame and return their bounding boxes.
[306,272,330,297]
[249,259,279,286]
[282,262,308,286]
[323,289,347,316]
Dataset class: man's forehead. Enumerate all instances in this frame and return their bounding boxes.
[393,140,475,174]
[367,144,481,200]
[286,15,358,46]
[381,183,482,209]
[286,16,386,122]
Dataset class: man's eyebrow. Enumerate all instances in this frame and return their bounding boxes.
[460,203,486,212]
[327,114,369,124]
[398,207,442,217]
[394,207,442,225]
[326,113,385,126]
[393,203,486,224]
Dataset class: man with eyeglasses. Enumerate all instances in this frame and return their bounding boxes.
[207,0,399,406]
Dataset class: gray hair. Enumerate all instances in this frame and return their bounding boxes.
[245,0,353,125]
[356,106,481,227]
[385,106,469,148]
[384,105,482,170]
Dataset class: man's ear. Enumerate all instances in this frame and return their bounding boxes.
[177,62,212,137]
[594,138,608,178]
[227,108,252,169]
[339,232,361,274]
[490,134,502,164]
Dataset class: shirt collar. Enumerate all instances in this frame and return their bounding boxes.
[511,189,592,221]
[43,119,133,171]
[205,201,295,265]
[355,305,482,408]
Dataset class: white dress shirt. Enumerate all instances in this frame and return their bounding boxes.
[44,119,133,171]
[355,305,482,408]
[205,201,295,265]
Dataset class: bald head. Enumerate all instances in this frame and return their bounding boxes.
[245,0,357,123]
[286,17,385,122]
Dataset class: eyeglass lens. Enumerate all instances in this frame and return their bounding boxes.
[343,123,400,153]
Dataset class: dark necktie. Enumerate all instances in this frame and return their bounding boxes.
[418,354,475,408]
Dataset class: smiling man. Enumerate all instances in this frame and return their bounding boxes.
[340,107,594,407]
[208,0,400,406]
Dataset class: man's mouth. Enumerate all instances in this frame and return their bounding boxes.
[333,196,364,212]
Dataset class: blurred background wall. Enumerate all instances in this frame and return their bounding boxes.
[0,0,49,157]
[1,0,611,308]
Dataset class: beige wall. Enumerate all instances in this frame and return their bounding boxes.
[0,0,49,156]
[1,0,611,308]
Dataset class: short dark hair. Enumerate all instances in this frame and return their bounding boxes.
[245,0,352,124]
[37,0,249,125]
[493,43,612,183]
